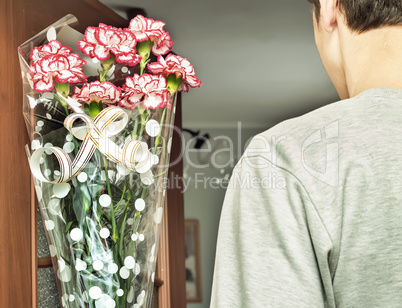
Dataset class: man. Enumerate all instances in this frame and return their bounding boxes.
[211,0,402,307]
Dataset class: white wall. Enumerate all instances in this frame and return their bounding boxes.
[182,125,268,308]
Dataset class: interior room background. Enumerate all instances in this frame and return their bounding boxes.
[2,0,339,307]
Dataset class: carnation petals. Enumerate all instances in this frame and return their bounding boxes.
[121,74,169,110]
[28,41,87,93]
[72,81,121,106]
[127,15,173,56]
[148,54,201,92]
[78,24,140,66]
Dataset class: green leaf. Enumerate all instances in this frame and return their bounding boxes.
[65,221,74,233]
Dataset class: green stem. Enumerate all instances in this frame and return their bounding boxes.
[114,184,127,212]
[103,156,117,242]
[153,107,167,155]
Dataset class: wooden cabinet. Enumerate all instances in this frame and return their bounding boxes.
[0,0,186,307]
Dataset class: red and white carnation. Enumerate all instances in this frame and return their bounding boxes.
[28,54,87,93]
[72,81,121,105]
[148,54,202,92]
[120,74,170,109]
[78,23,141,66]
[127,15,173,56]
[30,40,72,63]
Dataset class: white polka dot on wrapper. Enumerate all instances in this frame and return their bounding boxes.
[89,286,102,300]
[151,272,155,282]
[139,234,145,241]
[151,154,159,166]
[124,256,135,269]
[154,207,163,224]
[69,294,75,302]
[31,139,41,151]
[45,220,55,231]
[145,120,160,137]
[167,137,173,154]
[121,66,128,73]
[99,194,112,207]
[107,263,118,274]
[126,287,134,303]
[44,169,52,177]
[37,120,44,127]
[116,289,124,297]
[93,260,104,271]
[66,134,73,142]
[77,172,88,183]
[99,228,110,239]
[58,259,66,271]
[95,294,116,308]
[75,259,87,272]
[135,198,146,211]
[126,218,134,225]
[53,183,71,198]
[46,26,57,41]
[70,228,83,242]
[57,265,72,282]
[137,290,146,306]
[131,233,138,242]
[49,245,57,257]
[119,266,130,279]
[134,263,141,276]
[46,113,52,119]
[63,142,75,154]
[44,143,53,155]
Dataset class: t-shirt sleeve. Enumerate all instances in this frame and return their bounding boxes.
[210,154,330,308]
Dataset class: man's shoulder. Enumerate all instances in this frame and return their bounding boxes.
[259,96,352,143]
[240,96,355,179]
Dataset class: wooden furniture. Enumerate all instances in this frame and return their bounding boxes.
[0,0,186,307]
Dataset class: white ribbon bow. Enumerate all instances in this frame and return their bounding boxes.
[30,106,152,183]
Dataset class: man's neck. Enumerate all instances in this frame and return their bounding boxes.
[342,26,402,98]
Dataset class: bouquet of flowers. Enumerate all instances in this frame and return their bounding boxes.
[19,14,201,308]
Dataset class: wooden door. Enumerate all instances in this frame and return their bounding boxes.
[0,0,186,306]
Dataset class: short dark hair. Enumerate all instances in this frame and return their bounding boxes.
[308,0,402,33]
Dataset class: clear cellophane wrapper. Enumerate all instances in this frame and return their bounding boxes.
[19,15,177,308]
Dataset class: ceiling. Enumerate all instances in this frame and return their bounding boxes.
[101,0,339,129]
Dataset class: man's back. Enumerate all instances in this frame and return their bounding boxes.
[211,88,402,307]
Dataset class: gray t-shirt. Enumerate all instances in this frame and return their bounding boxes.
[211,88,402,307]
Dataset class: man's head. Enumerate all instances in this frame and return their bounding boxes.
[308,0,402,99]
[309,0,402,33]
